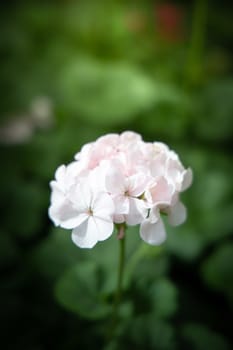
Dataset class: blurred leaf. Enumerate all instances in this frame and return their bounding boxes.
[28,125,104,181]
[166,227,205,260]
[136,86,191,140]
[195,168,233,241]
[103,341,118,350]
[173,148,233,253]
[149,278,178,319]
[2,181,47,238]
[124,314,175,350]
[131,253,170,291]
[89,225,142,294]
[201,242,233,304]
[32,225,140,289]
[181,323,231,350]
[125,242,164,287]
[55,261,111,320]
[196,79,233,141]
[196,170,231,210]
[31,227,85,281]
[58,58,163,126]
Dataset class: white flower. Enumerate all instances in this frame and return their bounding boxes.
[49,131,192,248]
[70,181,114,248]
[140,174,189,245]
[49,173,114,248]
[105,161,150,225]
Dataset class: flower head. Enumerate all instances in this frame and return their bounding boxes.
[49,131,192,248]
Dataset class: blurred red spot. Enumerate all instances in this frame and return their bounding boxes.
[156,3,185,42]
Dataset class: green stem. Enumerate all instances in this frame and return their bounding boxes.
[114,230,126,316]
[108,226,126,339]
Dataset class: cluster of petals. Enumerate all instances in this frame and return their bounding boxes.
[49,131,192,248]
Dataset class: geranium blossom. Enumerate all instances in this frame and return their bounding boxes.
[49,131,192,248]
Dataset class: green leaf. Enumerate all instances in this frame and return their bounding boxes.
[166,148,233,256]
[32,225,140,289]
[196,79,233,141]
[58,58,156,126]
[125,314,175,350]
[55,261,112,320]
[149,279,178,319]
[166,227,205,260]
[201,243,233,304]
[31,227,85,281]
[181,323,231,350]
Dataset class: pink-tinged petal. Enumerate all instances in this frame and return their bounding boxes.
[113,214,125,223]
[74,142,93,161]
[66,161,85,184]
[181,168,193,191]
[105,165,125,195]
[140,218,166,245]
[120,131,142,143]
[97,133,119,146]
[92,192,115,217]
[88,165,107,192]
[92,216,114,241]
[72,220,98,248]
[149,177,175,205]
[128,173,151,197]
[150,150,168,175]
[126,198,148,225]
[168,201,187,226]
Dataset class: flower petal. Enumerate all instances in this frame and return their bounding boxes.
[92,192,115,217]
[105,164,125,195]
[69,181,92,210]
[49,201,88,229]
[149,176,175,205]
[113,214,125,223]
[113,195,129,215]
[55,164,66,182]
[128,173,152,197]
[148,205,160,224]
[72,219,98,248]
[181,168,193,191]
[50,185,65,205]
[92,216,114,241]
[140,217,166,245]
[168,201,187,226]
[126,198,148,225]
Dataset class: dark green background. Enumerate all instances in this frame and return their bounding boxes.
[0,1,233,349]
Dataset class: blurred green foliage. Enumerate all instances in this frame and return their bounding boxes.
[0,0,233,349]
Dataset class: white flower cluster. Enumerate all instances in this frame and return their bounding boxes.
[49,131,192,248]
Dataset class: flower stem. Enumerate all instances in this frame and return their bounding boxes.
[109,226,126,338]
[114,231,126,311]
